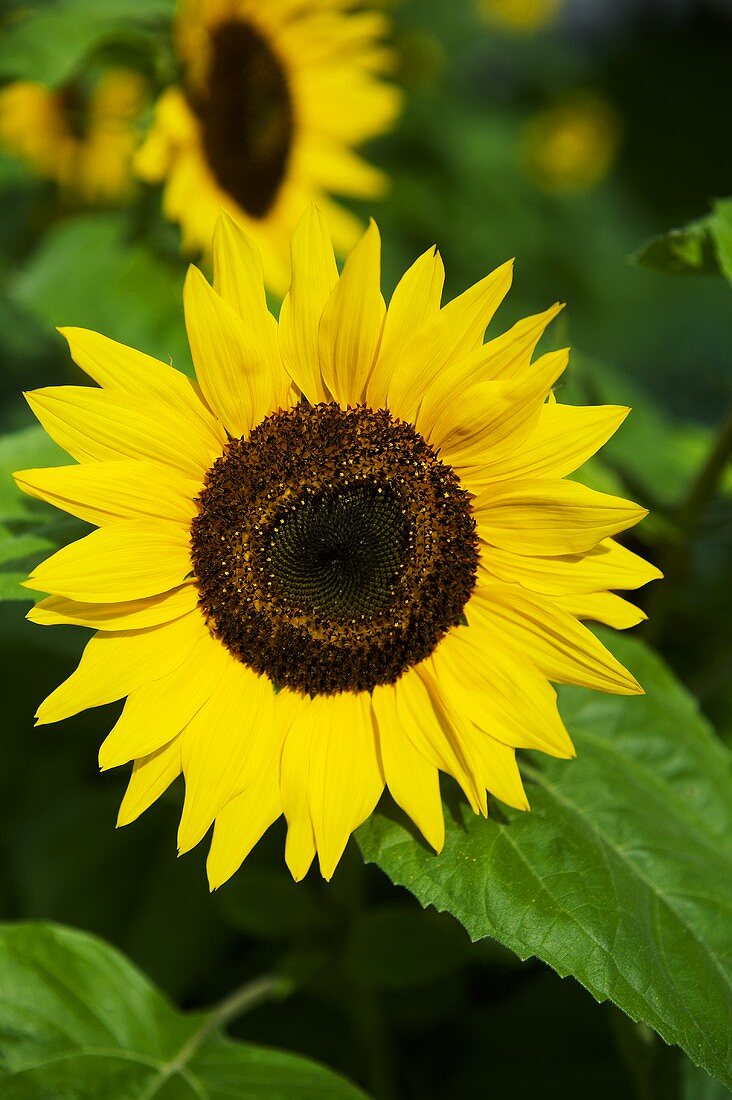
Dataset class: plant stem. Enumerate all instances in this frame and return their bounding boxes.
[139,973,287,1099]
[644,403,732,645]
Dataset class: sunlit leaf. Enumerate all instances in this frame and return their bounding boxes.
[358,631,732,1089]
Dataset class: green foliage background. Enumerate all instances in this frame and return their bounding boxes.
[0,0,731,1097]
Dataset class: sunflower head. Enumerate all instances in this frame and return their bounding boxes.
[0,69,147,202]
[135,0,402,291]
[16,206,660,885]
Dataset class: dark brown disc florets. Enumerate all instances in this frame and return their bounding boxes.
[188,19,293,219]
[191,403,478,695]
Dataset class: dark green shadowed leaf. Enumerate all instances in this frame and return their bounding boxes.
[0,922,370,1099]
[357,631,732,1088]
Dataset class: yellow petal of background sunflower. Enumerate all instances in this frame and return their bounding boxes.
[278,205,338,403]
[470,585,643,695]
[177,659,274,855]
[25,521,191,603]
[371,684,445,852]
[25,387,219,477]
[15,460,200,528]
[462,403,630,485]
[116,738,183,827]
[478,538,663,595]
[27,583,198,631]
[184,265,276,438]
[475,478,647,556]
[35,611,204,725]
[318,219,385,406]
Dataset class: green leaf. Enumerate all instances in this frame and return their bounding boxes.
[632,197,732,286]
[0,0,174,86]
[0,921,370,1098]
[632,217,718,275]
[10,212,192,375]
[358,631,732,1088]
[0,425,85,601]
[708,198,732,285]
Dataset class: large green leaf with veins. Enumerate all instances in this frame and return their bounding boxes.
[358,631,732,1088]
[0,921,369,1099]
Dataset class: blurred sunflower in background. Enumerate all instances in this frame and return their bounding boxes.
[521,93,622,194]
[0,69,147,204]
[136,0,401,292]
[14,207,659,886]
[476,0,564,33]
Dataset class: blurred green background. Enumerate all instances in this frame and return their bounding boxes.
[0,0,730,1097]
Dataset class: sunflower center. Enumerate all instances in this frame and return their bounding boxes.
[190,19,293,219]
[191,404,479,695]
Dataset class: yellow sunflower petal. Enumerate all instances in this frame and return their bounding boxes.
[280,698,318,882]
[471,585,643,695]
[116,739,183,827]
[365,245,444,409]
[35,610,204,725]
[207,761,284,890]
[467,302,565,383]
[421,348,569,463]
[211,211,292,410]
[281,692,383,881]
[452,721,530,812]
[58,327,225,447]
[478,538,663,596]
[372,683,444,852]
[25,386,219,477]
[99,626,229,769]
[554,591,647,629]
[437,259,514,357]
[384,261,514,425]
[185,265,277,437]
[318,219,385,406]
[431,627,575,759]
[408,667,487,815]
[27,584,198,631]
[475,478,647,557]
[462,403,630,484]
[177,659,274,854]
[25,521,191,603]
[279,205,338,403]
[15,460,200,528]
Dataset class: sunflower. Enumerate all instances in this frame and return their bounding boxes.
[134,0,401,292]
[16,207,660,885]
[0,69,147,203]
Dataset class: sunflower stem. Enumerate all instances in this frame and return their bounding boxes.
[644,402,732,644]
